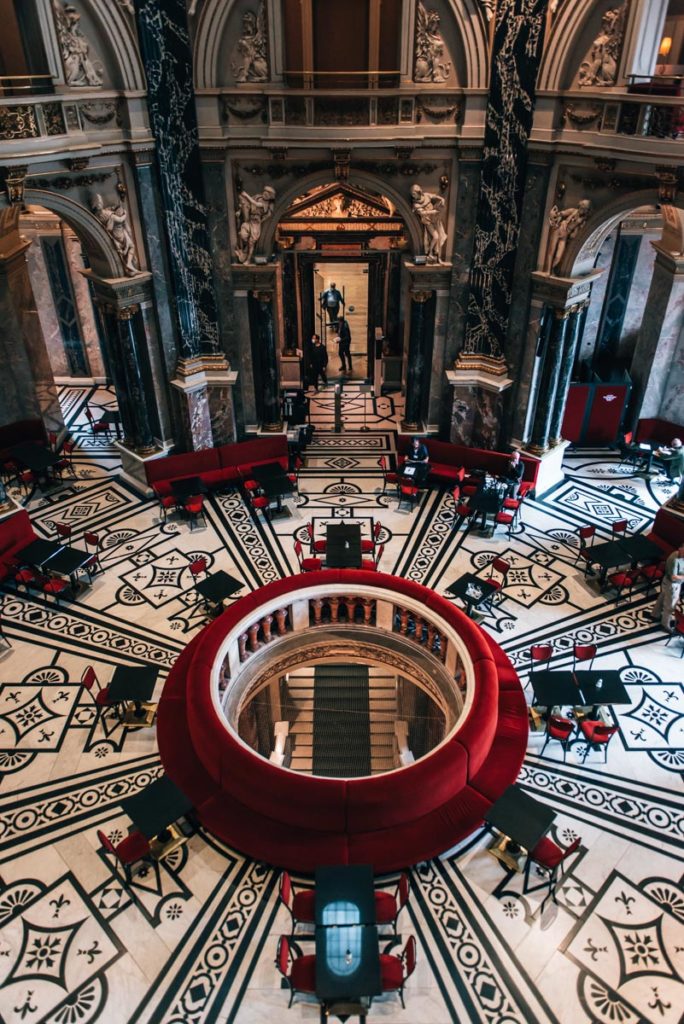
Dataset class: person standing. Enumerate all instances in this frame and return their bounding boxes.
[652,542,684,631]
[336,318,352,375]
[310,334,328,390]
[320,282,344,325]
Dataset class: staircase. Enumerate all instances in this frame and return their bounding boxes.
[283,666,397,775]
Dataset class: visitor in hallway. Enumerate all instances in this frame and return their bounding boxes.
[310,334,328,389]
[336,318,352,376]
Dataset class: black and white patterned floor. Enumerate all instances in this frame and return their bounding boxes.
[0,387,682,1024]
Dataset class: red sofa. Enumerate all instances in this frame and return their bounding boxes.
[0,509,37,585]
[144,437,289,497]
[157,570,528,872]
[635,418,684,446]
[397,437,539,496]
[649,505,684,555]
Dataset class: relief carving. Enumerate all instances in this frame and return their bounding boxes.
[577,5,625,88]
[232,3,269,83]
[52,2,104,87]
[234,185,276,264]
[91,193,140,276]
[410,183,448,264]
[542,199,592,274]
[414,2,452,83]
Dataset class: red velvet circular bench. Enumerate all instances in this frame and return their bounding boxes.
[157,571,528,872]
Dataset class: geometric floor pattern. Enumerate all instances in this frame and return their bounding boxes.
[0,386,682,1023]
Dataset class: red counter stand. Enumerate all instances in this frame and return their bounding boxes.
[157,572,528,872]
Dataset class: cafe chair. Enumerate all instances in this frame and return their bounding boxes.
[606,568,636,604]
[156,490,178,523]
[485,558,510,608]
[611,519,628,538]
[305,522,327,555]
[54,521,72,543]
[574,526,596,573]
[188,556,209,583]
[1,458,19,485]
[617,431,638,472]
[377,456,399,495]
[579,719,619,762]
[294,540,322,573]
[97,828,152,885]
[41,573,71,605]
[398,483,419,512]
[452,501,475,531]
[278,871,315,930]
[81,665,121,723]
[362,543,384,572]
[530,643,553,672]
[14,565,39,592]
[55,439,77,479]
[374,934,416,1009]
[450,484,461,510]
[361,520,383,555]
[572,644,597,671]
[288,456,303,497]
[18,469,38,496]
[83,532,104,579]
[184,494,207,531]
[665,612,684,657]
[47,430,58,451]
[275,935,316,1008]
[524,836,582,911]
[639,560,665,596]
[493,508,515,538]
[374,873,410,931]
[85,407,111,436]
[540,714,575,762]
[250,494,271,520]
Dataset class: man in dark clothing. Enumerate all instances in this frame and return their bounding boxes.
[320,282,344,325]
[336,318,352,375]
[503,451,524,497]
[310,334,328,389]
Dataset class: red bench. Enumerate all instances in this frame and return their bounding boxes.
[144,436,289,497]
[635,418,684,446]
[649,505,684,556]
[397,437,540,496]
[0,509,37,585]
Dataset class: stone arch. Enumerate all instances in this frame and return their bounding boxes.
[18,189,128,280]
[562,190,684,277]
[258,170,423,256]
[194,0,489,90]
[538,0,606,92]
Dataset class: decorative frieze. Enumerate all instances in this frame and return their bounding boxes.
[0,107,39,141]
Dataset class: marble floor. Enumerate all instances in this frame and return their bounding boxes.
[0,385,682,1024]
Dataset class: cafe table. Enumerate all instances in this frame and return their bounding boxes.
[194,570,243,614]
[617,534,664,566]
[14,538,64,571]
[250,463,293,514]
[171,476,208,502]
[44,546,94,589]
[585,540,631,586]
[10,442,62,479]
[485,784,556,868]
[120,775,194,844]
[325,524,362,569]
[107,665,159,727]
[531,669,629,715]
[314,865,381,1007]
[100,409,122,439]
[445,572,498,619]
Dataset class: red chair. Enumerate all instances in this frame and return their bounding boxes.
[530,644,553,672]
[525,836,581,910]
[275,935,316,1008]
[47,431,58,451]
[606,568,636,603]
[361,520,383,555]
[573,643,597,671]
[294,540,321,572]
[278,871,315,930]
[611,519,628,537]
[540,715,575,761]
[97,828,152,885]
[362,543,384,572]
[157,491,177,523]
[665,612,684,657]
[579,720,619,762]
[188,556,208,582]
[452,501,475,530]
[18,469,37,495]
[486,557,510,607]
[398,483,419,511]
[574,526,596,573]
[375,935,416,1009]
[1,458,19,484]
[81,666,120,723]
[184,495,207,530]
[639,561,665,596]
[42,574,71,604]
[493,508,515,538]
[305,522,327,555]
[14,566,39,591]
[56,439,77,478]
[250,495,271,520]
[288,456,303,497]
[85,407,110,435]
[83,532,104,579]
[54,522,72,543]
[378,456,399,494]
[374,873,410,931]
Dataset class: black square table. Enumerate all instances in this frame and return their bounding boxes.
[617,535,664,565]
[250,462,286,482]
[315,924,381,1004]
[315,865,376,926]
[530,669,630,711]
[576,669,630,710]
[120,775,194,840]
[468,485,505,531]
[326,524,362,568]
[45,546,93,587]
[530,670,583,707]
[171,476,208,502]
[250,464,293,513]
[100,409,122,439]
[445,572,498,618]
[485,783,556,853]
[194,570,243,612]
[585,540,631,585]
[399,460,429,487]
[10,442,62,475]
[14,539,64,570]
[107,666,159,726]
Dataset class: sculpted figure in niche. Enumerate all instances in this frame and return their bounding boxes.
[91,194,140,276]
[235,185,276,264]
[577,6,625,87]
[410,184,448,264]
[52,1,103,87]
[543,199,592,275]
[414,2,452,83]
[232,3,269,83]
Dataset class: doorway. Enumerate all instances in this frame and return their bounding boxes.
[313,261,369,379]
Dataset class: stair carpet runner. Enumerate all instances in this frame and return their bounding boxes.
[312,664,371,777]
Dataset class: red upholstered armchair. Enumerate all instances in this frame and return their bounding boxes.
[525,835,581,911]
[97,828,151,885]
[278,871,315,931]
[275,935,316,1008]
[540,715,575,762]
[374,935,417,1009]
[579,720,618,762]
[374,873,410,931]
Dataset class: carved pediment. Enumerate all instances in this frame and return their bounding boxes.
[284,183,394,221]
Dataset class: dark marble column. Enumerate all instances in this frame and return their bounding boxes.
[630,246,684,422]
[549,303,588,445]
[529,308,570,454]
[133,0,220,361]
[40,235,89,377]
[402,291,435,432]
[592,230,641,377]
[248,290,282,431]
[96,302,156,453]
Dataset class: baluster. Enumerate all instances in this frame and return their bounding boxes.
[426,623,435,650]
[414,615,424,643]
[362,598,373,624]
[247,623,260,651]
[329,596,340,623]
[344,595,356,621]
[399,607,409,635]
[238,633,248,661]
[312,598,323,625]
[262,613,274,642]
[274,607,288,635]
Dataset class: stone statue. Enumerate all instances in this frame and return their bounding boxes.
[410,184,448,264]
[414,1,451,83]
[232,3,269,83]
[91,193,140,276]
[543,199,592,275]
[234,185,276,264]
[577,5,625,87]
[52,2,104,87]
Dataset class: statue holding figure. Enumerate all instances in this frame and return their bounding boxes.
[91,193,140,276]
[410,184,448,264]
[52,1,104,87]
[577,5,624,87]
[543,199,592,275]
[234,185,276,264]
[232,3,269,83]
[414,2,451,83]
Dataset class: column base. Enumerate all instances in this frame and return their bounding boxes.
[521,439,570,496]
[115,441,173,496]
[446,367,514,448]
[258,422,285,434]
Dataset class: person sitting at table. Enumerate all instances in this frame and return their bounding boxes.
[651,540,684,631]
[502,450,524,497]
[407,436,429,463]
[654,437,684,481]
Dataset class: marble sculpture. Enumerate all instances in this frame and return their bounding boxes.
[234,185,276,264]
[91,193,140,276]
[52,1,104,87]
[577,5,625,87]
[410,183,448,264]
[543,199,592,275]
[232,4,269,83]
[414,1,451,83]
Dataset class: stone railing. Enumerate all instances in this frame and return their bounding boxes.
[0,93,126,145]
[559,94,684,140]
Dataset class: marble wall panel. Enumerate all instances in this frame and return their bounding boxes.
[208,385,236,446]
[630,257,684,419]
[578,233,614,375]
[25,235,69,378]
[619,233,657,362]
[62,227,106,379]
[449,383,503,449]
